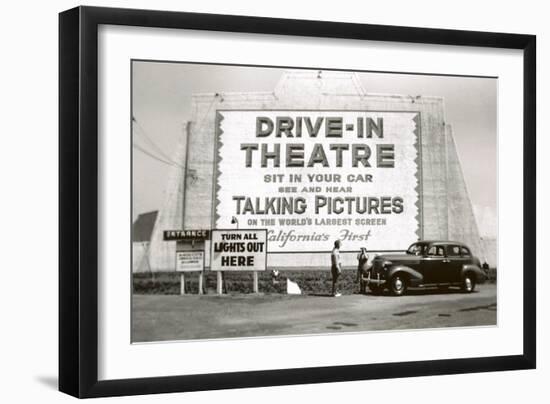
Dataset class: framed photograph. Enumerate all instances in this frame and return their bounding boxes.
[59,6,536,398]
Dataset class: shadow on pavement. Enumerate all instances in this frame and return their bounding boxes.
[362,287,481,297]
[404,288,474,296]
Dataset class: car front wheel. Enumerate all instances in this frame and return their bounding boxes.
[462,274,476,293]
[390,274,408,296]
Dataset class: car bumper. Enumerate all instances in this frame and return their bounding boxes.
[361,274,386,286]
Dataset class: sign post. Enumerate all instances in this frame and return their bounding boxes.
[211,229,268,294]
[198,272,203,295]
[252,271,259,294]
[216,272,223,295]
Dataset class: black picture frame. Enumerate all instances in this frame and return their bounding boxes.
[59,6,536,398]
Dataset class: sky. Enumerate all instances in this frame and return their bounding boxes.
[132,61,497,238]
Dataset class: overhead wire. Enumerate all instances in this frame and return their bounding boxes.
[133,143,180,168]
[132,117,184,169]
[132,93,221,169]
[132,117,178,164]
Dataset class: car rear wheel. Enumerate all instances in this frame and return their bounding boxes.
[462,274,476,293]
[390,274,408,296]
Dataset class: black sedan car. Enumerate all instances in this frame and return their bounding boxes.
[365,241,486,296]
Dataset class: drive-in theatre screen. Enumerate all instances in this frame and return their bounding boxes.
[215,111,421,252]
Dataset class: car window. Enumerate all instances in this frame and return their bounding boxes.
[427,245,445,256]
[407,243,426,255]
[448,245,461,256]
[460,246,471,256]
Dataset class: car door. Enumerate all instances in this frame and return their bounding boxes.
[442,245,463,283]
[460,246,474,278]
[422,245,446,284]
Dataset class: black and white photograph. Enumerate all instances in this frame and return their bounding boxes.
[131,62,497,342]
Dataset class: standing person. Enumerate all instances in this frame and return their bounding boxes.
[331,240,343,297]
[356,247,369,294]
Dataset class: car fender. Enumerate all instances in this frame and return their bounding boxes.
[387,265,423,285]
[461,264,486,282]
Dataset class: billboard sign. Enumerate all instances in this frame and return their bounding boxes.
[210,229,267,271]
[175,250,204,272]
[214,110,421,252]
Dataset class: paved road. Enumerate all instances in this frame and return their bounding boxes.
[132,284,496,342]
